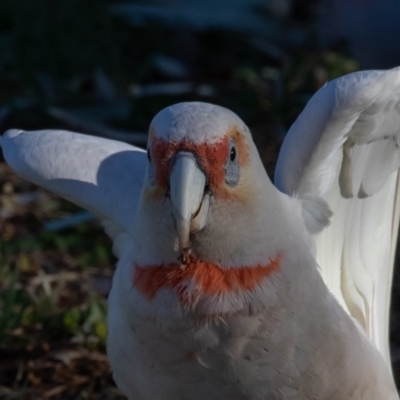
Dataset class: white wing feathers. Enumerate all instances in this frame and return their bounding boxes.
[275,67,400,366]
[276,68,400,199]
[0,129,147,254]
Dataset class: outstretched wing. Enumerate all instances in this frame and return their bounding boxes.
[1,129,147,254]
[275,67,400,366]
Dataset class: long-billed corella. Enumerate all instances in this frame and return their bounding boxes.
[2,67,400,399]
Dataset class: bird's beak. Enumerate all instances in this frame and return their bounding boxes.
[169,151,210,264]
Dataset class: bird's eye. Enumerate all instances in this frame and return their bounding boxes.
[147,148,155,186]
[230,146,237,162]
[224,139,240,186]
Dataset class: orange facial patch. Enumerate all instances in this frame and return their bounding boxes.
[133,255,280,306]
[150,128,249,196]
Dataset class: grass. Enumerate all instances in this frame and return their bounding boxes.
[0,165,120,399]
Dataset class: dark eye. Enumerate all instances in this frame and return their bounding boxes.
[230,146,237,162]
[147,148,151,162]
[224,139,240,186]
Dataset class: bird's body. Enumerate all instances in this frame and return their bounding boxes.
[108,211,395,399]
[2,69,400,399]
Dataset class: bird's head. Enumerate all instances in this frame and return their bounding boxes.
[143,102,264,264]
[133,102,304,315]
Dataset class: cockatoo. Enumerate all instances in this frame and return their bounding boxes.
[1,67,400,399]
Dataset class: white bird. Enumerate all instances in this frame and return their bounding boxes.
[1,67,400,399]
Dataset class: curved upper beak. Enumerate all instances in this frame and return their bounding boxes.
[169,152,210,264]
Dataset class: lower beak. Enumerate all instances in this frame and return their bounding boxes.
[169,152,210,264]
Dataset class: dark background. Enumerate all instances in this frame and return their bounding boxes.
[1,0,400,398]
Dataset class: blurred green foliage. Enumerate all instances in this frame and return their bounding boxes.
[0,226,111,350]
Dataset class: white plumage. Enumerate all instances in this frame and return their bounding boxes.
[275,68,400,365]
[2,68,400,399]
